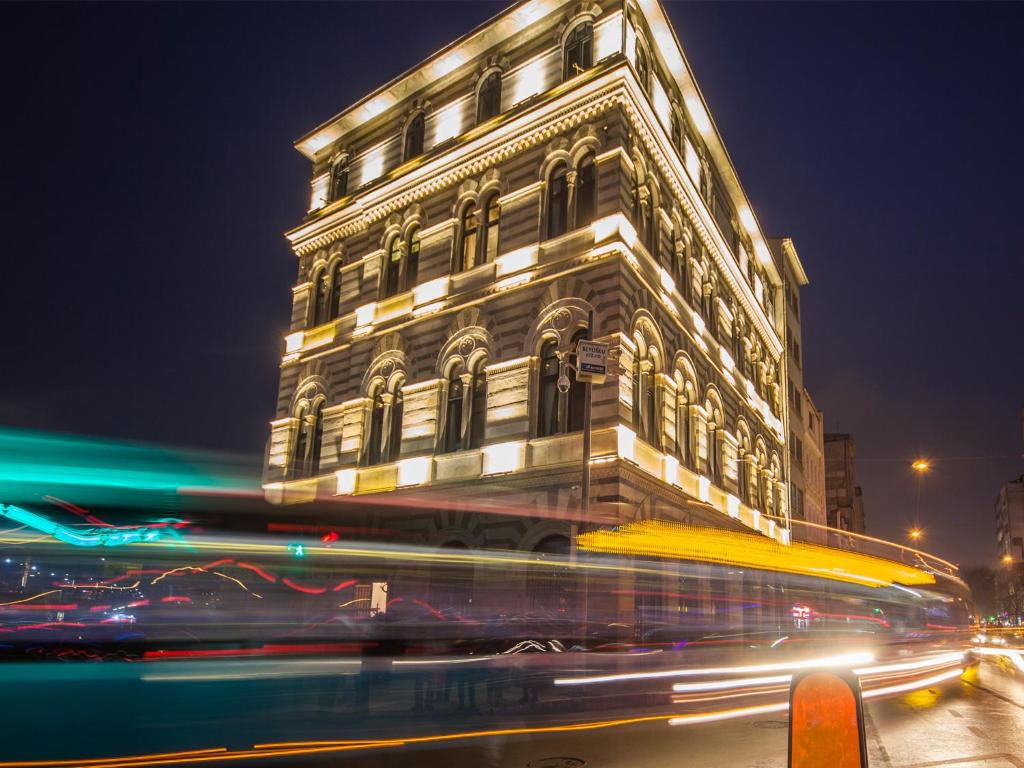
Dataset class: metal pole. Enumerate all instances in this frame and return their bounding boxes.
[581,310,594,517]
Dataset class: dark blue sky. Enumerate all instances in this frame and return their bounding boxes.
[1,2,1020,567]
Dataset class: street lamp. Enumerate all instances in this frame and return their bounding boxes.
[1003,554,1014,566]
[908,528,923,542]
[911,459,930,473]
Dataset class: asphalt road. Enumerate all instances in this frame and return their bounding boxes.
[278,660,1024,768]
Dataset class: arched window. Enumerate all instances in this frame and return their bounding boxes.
[670,112,683,150]
[632,345,658,446]
[383,236,401,298]
[635,45,650,93]
[677,392,691,467]
[738,451,750,504]
[547,164,568,239]
[387,385,404,463]
[329,160,349,201]
[563,22,593,80]
[707,422,720,482]
[308,400,324,475]
[312,269,329,326]
[537,339,560,438]
[468,357,487,449]
[441,366,464,454]
[292,403,309,477]
[477,71,502,124]
[328,261,344,318]
[366,389,385,466]
[480,194,500,264]
[575,154,596,227]
[404,228,420,289]
[632,179,646,245]
[404,113,425,161]
[458,204,478,272]
[566,329,587,433]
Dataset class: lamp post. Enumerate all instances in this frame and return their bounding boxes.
[911,458,930,532]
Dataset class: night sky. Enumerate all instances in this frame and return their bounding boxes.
[2,2,1021,567]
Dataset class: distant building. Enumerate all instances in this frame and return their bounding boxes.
[772,238,826,543]
[996,476,1024,617]
[824,433,865,534]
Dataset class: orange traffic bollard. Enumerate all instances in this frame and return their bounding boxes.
[788,670,867,768]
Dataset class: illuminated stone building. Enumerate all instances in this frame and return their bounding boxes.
[772,237,826,542]
[264,0,804,553]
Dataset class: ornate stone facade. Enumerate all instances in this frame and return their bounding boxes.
[265,0,806,553]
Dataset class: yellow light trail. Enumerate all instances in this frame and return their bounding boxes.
[0,590,60,607]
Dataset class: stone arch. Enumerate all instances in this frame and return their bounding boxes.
[672,351,699,401]
[704,385,725,428]
[525,297,595,357]
[436,326,494,378]
[556,3,602,46]
[538,137,573,182]
[630,309,666,372]
[568,124,601,167]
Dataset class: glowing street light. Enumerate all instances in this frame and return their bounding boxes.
[908,528,923,542]
[911,459,930,472]
[1003,554,1014,566]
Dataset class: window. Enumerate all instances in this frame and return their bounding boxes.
[328,261,344,318]
[563,22,593,80]
[468,357,487,449]
[404,228,420,289]
[671,113,683,150]
[566,329,587,433]
[632,347,658,446]
[404,113,424,161]
[635,45,650,93]
[537,339,560,437]
[329,160,348,201]
[677,393,691,467]
[312,269,329,326]
[309,400,323,475]
[290,397,324,479]
[441,367,464,454]
[477,71,502,123]
[480,194,500,265]
[388,386,404,462]
[546,164,568,239]
[575,154,596,227]
[366,390,385,465]
[458,205,479,272]
[738,452,750,504]
[383,236,401,298]
[292,403,309,477]
[791,338,801,369]
[707,423,720,482]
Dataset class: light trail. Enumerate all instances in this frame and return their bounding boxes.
[673,674,791,692]
[853,651,965,677]
[669,702,789,726]
[554,651,874,686]
[862,667,964,699]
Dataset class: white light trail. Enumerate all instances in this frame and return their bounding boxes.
[853,651,964,677]
[862,667,963,699]
[673,675,791,693]
[554,652,874,687]
[669,702,789,726]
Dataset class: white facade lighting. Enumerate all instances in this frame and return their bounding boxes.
[355,302,376,328]
[335,468,357,496]
[698,476,711,502]
[483,441,525,475]
[739,206,757,234]
[727,494,740,519]
[413,276,449,306]
[616,425,637,463]
[284,332,304,354]
[659,267,676,294]
[692,310,705,336]
[495,245,538,277]
[719,347,735,371]
[594,13,623,61]
[309,174,329,211]
[684,95,711,134]
[512,55,548,104]
[397,456,432,487]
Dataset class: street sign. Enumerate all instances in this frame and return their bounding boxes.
[575,339,608,384]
